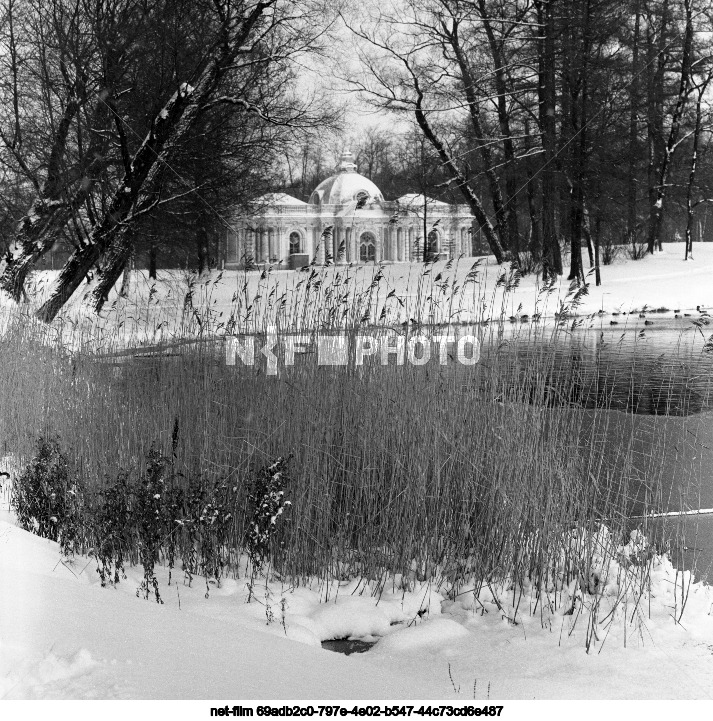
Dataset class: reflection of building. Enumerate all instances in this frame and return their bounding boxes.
[224,150,483,269]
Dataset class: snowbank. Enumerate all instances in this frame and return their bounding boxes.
[3,508,713,702]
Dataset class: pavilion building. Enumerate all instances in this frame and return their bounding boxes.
[224,151,484,269]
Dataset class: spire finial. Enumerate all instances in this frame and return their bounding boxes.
[337,149,357,173]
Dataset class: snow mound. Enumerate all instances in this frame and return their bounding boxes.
[1,647,98,699]
[282,581,443,643]
[374,618,471,654]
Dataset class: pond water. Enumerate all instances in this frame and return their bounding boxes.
[321,639,376,655]
[485,317,713,578]
[406,316,711,577]
[467,315,713,416]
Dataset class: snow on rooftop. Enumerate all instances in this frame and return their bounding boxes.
[252,192,307,206]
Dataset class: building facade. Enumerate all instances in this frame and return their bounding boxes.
[224,151,484,269]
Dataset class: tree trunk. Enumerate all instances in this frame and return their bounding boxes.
[535,0,563,279]
[583,201,594,268]
[685,75,710,260]
[567,0,591,284]
[119,256,132,297]
[93,234,133,312]
[149,245,158,279]
[524,117,543,261]
[646,0,693,254]
[593,212,601,286]
[411,77,510,264]
[196,213,209,274]
[477,0,520,260]
[444,18,512,258]
[627,0,641,254]
[645,0,668,254]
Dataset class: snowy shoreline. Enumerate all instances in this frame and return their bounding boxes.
[3,497,713,701]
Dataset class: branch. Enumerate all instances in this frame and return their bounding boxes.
[201,96,291,125]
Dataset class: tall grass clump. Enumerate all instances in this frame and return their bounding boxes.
[2,260,712,639]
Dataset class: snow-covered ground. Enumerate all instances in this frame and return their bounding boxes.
[114,242,713,319]
[3,484,713,705]
[4,243,712,349]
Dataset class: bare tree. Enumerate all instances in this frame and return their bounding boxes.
[645,0,693,254]
[0,0,119,299]
[0,0,337,321]
[684,71,712,259]
[533,0,563,279]
[342,3,511,263]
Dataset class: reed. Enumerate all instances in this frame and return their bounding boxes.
[3,259,711,633]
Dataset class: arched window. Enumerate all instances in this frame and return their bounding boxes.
[359,231,376,262]
[289,231,301,255]
[427,229,439,255]
[356,190,370,208]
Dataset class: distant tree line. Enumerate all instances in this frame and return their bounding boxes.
[340,0,713,282]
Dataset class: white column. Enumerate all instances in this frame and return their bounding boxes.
[268,228,275,262]
[276,227,284,264]
[261,229,268,262]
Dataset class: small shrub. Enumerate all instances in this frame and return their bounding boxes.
[601,236,622,265]
[11,437,84,555]
[628,240,647,260]
[179,475,235,596]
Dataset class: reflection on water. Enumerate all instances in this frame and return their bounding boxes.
[468,316,713,416]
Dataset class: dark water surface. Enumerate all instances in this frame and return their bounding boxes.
[321,639,376,655]
[470,316,713,415]
[477,318,713,577]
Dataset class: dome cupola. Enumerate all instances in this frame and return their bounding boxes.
[308,150,384,207]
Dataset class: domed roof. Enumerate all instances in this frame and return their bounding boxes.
[309,151,384,207]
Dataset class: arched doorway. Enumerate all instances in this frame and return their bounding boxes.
[359,231,376,262]
[427,229,440,257]
[289,231,302,255]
